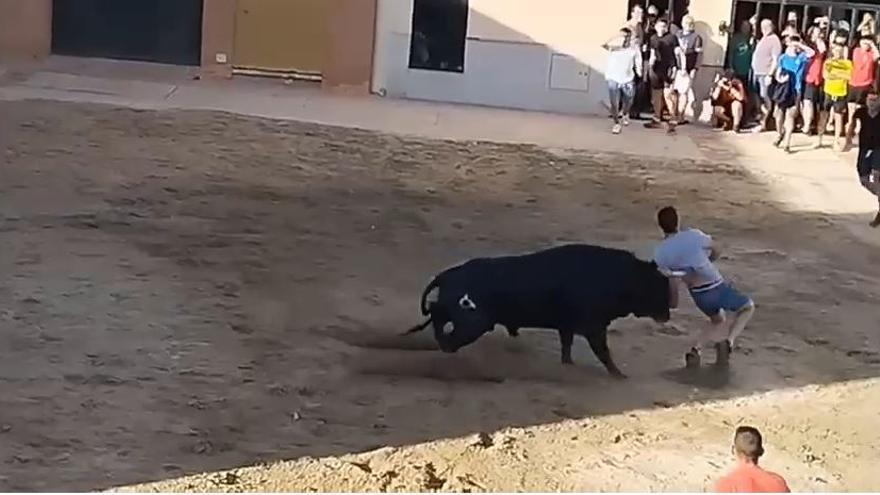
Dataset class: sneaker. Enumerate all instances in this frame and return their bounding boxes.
[870,211,880,228]
[666,121,677,135]
[622,116,630,127]
[612,123,622,134]
[644,120,662,129]
[685,348,701,369]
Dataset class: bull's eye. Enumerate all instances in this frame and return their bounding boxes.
[442,322,454,335]
[459,294,477,311]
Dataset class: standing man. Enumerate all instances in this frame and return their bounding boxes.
[751,19,783,132]
[676,15,704,123]
[802,26,827,136]
[603,27,643,135]
[653,206,756,368]
[845,34,880,149]
[846,89,880,227]
[715,426,790,493]
[773,35,815,152]
[625,4,647,120]
[818,36,852,150]
[728,20,755,85]
[645,18,680,134]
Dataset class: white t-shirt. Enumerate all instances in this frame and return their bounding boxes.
[653,228,723,289]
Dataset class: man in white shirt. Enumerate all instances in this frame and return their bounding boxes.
[603,27,643,134]
[652,207,756,368]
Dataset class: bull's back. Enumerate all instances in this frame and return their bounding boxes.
[448,245,641,321]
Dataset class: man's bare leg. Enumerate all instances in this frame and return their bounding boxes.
[686,312,727,368]
[773,107,785,147]
[713,106,731,129]
[817,110,829,148]
[665,88,679,134]
[833,112,845,151]
[731,101,744,132]
[803,99,816,135]
[846,102,860,150]
[782,106,798,152]
[726,301,756,346]
[860,173,880,227]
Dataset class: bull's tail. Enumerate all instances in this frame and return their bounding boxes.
[401,317,431,336]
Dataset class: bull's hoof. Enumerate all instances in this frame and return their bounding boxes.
[685,349,701,369]
[561,357,574,365]
[610,371,629,380]
[714,340,732,367]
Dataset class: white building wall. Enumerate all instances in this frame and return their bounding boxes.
[371,0,734,117]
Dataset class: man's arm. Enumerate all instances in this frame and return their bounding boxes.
[692,34,704,78]
[634,49,644,78]
[800,42,816,60]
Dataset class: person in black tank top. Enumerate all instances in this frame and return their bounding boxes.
[847,89,880,226]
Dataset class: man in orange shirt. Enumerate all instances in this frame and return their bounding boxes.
[715,426,791,493]
[846,34,880,149]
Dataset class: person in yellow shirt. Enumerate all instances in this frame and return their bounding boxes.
[818,36,853,150]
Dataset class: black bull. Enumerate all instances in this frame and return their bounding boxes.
[404,244,673,379]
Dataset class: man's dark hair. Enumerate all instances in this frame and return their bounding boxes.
[722,69,736,80]
[657,206,679,234]
[789,34,802,43]
[861,33,875,41]
[734,426,765,462]
[655,17,669,26]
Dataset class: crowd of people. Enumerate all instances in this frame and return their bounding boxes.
[602,5,880,227]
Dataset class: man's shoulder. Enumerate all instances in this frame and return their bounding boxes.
[762,470,791,491]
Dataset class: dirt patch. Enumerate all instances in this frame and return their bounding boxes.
[0,100,878,491]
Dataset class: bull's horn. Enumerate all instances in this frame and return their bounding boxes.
[425,286,440,304]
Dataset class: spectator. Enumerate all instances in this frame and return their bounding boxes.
[645,18,680,134]
[728,20,755,84]
[818,36,852,150]
[711,70,746,132]
[857,12,876,39]
[676,15,704,123]
[603,27,643,135]
[782,10,800,39]
[802,26,828,135]
[626,4,648,119]
[752,19,783,131]
[845,88,880,227]
[845,34,880,149]
[715,426,790,493]
[773,35,815,153]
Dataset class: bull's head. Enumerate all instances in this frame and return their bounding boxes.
[425,287,494,353]
[628,261,678,323]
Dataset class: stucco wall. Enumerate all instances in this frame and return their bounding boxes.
[372,0,733,116]
[0,0,52,62]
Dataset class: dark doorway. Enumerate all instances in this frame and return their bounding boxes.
[408,0,469,73]
[51,0,203,66]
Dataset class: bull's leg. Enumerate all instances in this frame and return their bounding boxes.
[506,326,520,338]
[585,331,627,379]
[559,330,575,365]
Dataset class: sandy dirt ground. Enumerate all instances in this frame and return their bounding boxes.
[1,100,879,492]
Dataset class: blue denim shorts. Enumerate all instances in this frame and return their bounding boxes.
[690,281,751,317]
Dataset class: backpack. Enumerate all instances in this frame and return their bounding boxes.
[771,71,797,110]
